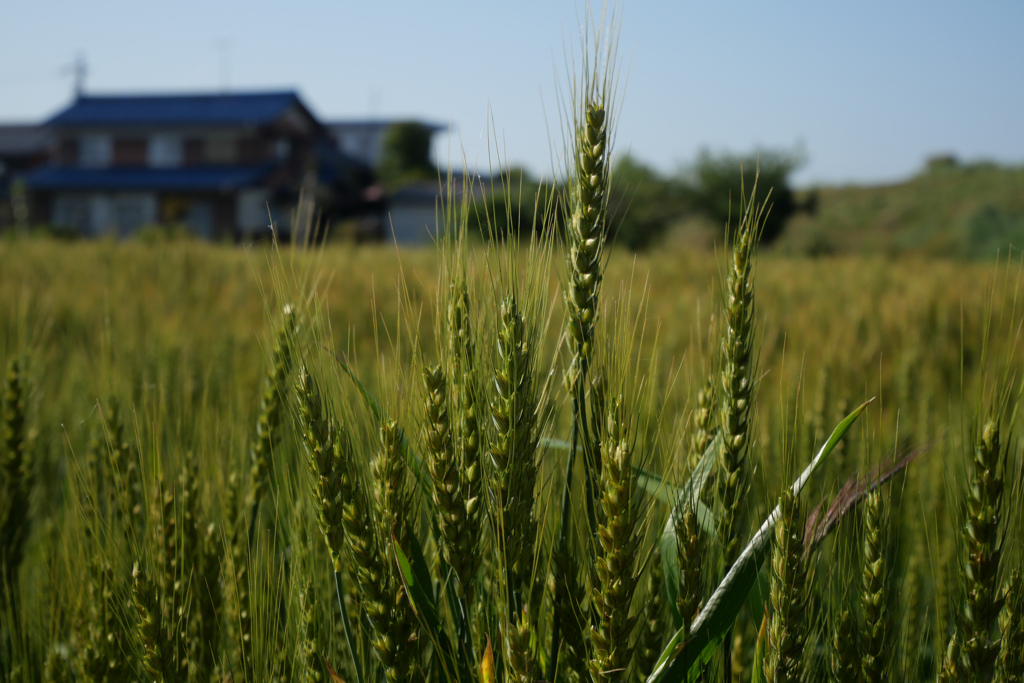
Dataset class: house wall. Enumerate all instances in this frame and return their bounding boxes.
[236,189,269,234]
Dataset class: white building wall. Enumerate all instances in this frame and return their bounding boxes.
[386,205,439,244]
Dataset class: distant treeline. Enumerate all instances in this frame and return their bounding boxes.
[464,148,805,249]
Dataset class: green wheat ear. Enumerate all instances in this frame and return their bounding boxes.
[589,394,643,682]
[764,489,809,683]
[566,100,609,383]
[422,363,473,594]
[634,546,666,682]
[489,295,540,593]
[859,489,894,683]
[447,280,484,601]
[132,562,175,683]
[1,357,33,591]
[295,366,346,571]
[550,541,589,683]
[828,607,859,682]
[245,304,296,527]
[959,419,1006,681]
[675,499,705,640]
[717,186,760,570]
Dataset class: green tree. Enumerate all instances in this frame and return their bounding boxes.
[378,121,435,188]
[607,154,688,250]
[683,148,803,244]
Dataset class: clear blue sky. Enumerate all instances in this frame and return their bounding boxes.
[2,1,1022,187]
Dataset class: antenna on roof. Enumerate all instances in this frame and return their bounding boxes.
[61,52,87,100]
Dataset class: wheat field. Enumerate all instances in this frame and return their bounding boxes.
[1,14,1023,683]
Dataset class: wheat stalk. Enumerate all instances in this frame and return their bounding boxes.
[422,364,474,595]
[489,295,540,597]
[634,546,666,681]
[447,280,485,602]
[1,358,32,592]
[717,190,760,570]
[764,489,808,683]
[956,419,1007,681]
[675,499,705,639]
[295,365,363,683]
[828,607,859,682]
[860,489,893,683]
[589,394,642,682]
[245,304,296,539]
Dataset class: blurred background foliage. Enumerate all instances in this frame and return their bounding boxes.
[394,147,1024,258]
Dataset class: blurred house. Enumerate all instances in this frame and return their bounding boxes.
[24,91,382,239]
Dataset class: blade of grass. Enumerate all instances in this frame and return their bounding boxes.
[646,398,873,683]
[394,538,470,682]
[333,570,365,683]
[752,613,768,683]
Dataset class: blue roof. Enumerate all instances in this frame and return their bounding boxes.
[47,92,305,127]
[26,164,277,192]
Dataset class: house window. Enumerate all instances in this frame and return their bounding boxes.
[149,134,183,167]
[275,138,291,161]
[79,134,112,167]
[53,193,91,232]
[113,193,157,234]
[183,138,204,166]
[59,138,78,166]
[206,135,236,164]
[238,137,268,164]
[114,138,147,167]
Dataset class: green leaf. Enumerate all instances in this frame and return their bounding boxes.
[394,537,441,636]
[635,434,720,536]
[660,523,682,627]
[752,613,768,683]
[746,568,770,628]
[645,398,873,683]
[540,436,576,451]
[394,536,473,683]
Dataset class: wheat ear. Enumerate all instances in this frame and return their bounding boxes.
[717,194,759,570]
[860,489,893,683]
[1,358,32,591]
[764,489,809,683]
[589,395,642,682]
[957,419,1007,681]
[245,304,296,539]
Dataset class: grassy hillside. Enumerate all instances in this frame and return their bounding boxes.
[776,161,1024,257]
